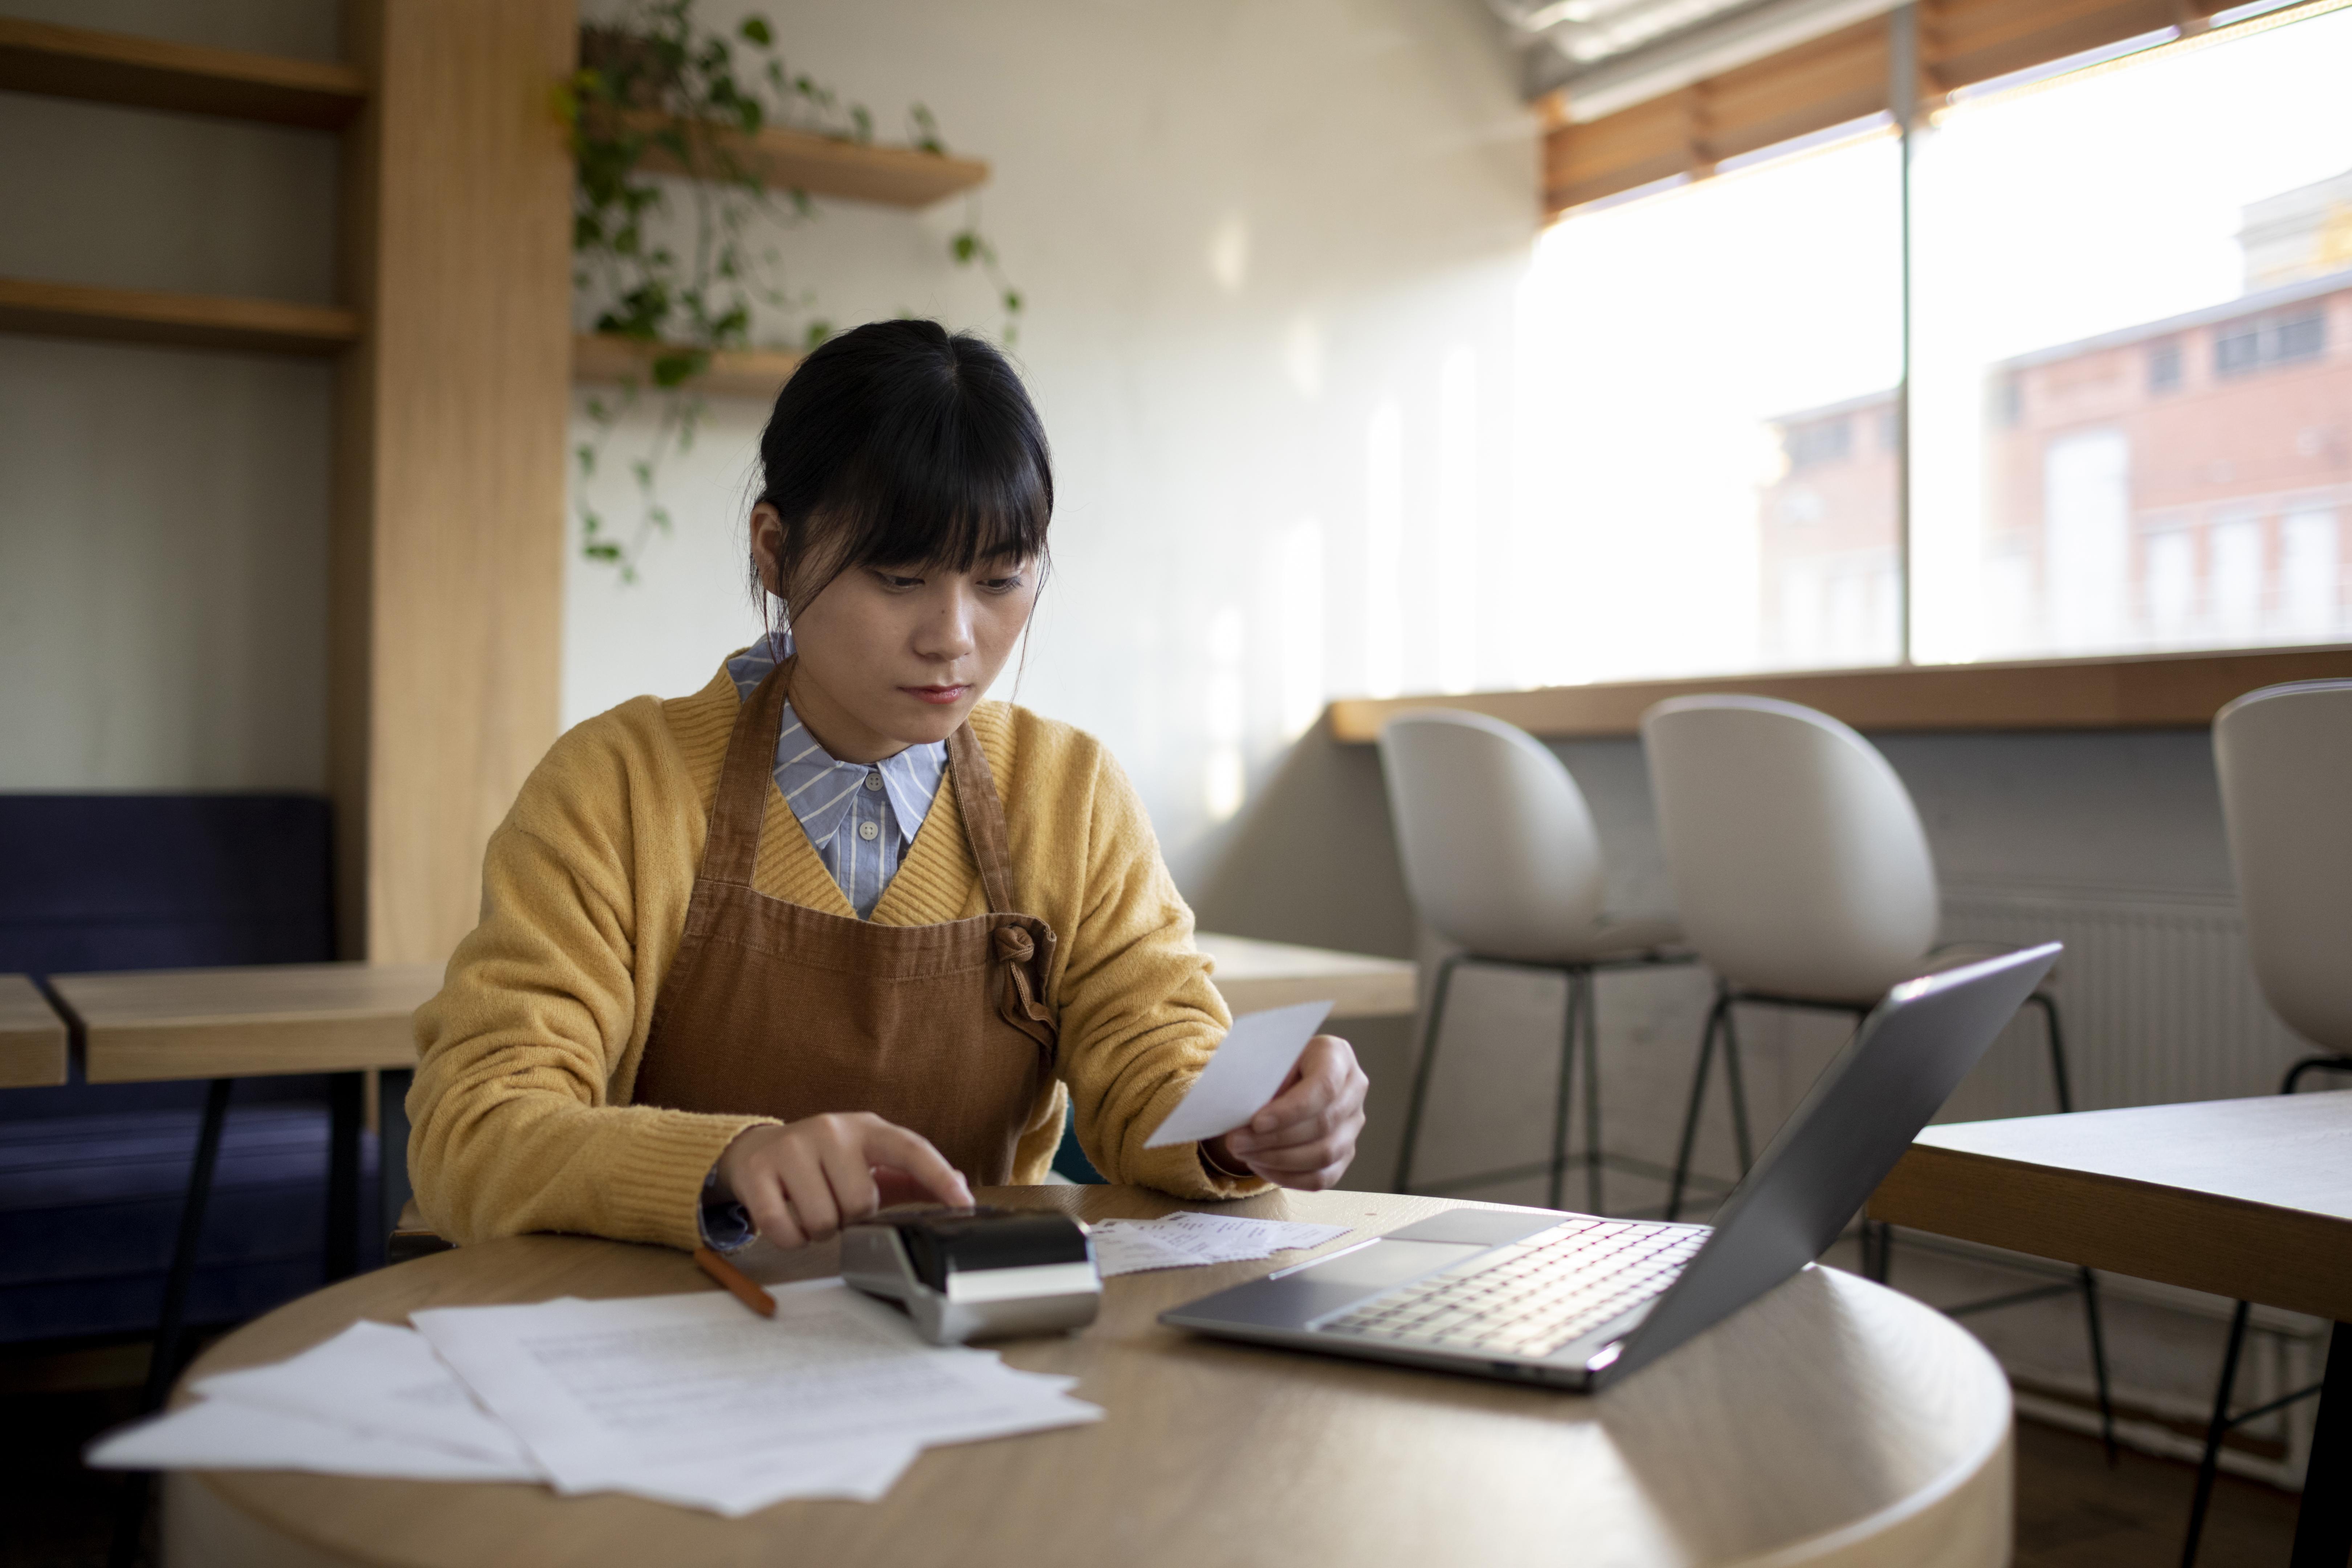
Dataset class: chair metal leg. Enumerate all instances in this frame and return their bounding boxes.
[1394,954,1466,1195]
[325,1070,364,1282]
[1720,998,1755,1174]
[1547,968,1584,1211]
[2080,1265,2119,1465]
[1581,972,1606,1215]
[2283,1054,2352,1096]
[2180,1300,2251,1568]
[1860,1219,1892,1284]
[2032,989,2117,1463]
[2031,992,2076,1115]
[1666,987,1731,1222]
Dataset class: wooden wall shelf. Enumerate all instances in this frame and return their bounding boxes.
[1325,644,2352,742]
[608,109,988,208]
[0,276,359,357]
[0,18,366,129]
[571,333,800,400]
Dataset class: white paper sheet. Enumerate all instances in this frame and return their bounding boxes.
[85,1397,543,1482]
[1144,1000,1334,1147]
[412,1280,1099,1514]
[192,1319,534,1466]
[1088,1212,1354,1276]
[605,1437,924,1515]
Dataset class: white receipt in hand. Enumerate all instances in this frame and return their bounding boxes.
[1144,1000,1334,1148]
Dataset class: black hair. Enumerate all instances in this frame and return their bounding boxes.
[749,319,1052,631]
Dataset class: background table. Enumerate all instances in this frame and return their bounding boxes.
[1195,930,1417,1021]
[49,963,443,1086]
[47,962,443,1407]
[0,972,67,1087]
[168,1186,2010,1568]
[1870,1092,2352,1567]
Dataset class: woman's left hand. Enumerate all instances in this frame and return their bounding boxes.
[1204,1034,1368,1190]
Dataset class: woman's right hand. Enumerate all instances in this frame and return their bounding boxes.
[713,1114,974,1249]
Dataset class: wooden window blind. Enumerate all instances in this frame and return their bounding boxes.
[1541,0,2269,217]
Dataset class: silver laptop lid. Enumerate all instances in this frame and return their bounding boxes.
[1591,943,2060,1386]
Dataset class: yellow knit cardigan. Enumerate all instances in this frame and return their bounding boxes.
[406,658,1261,1248]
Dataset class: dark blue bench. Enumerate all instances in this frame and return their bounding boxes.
[0,794,371,1351]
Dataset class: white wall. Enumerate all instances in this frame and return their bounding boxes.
[0,0,338,791]
[564,0,1537,884]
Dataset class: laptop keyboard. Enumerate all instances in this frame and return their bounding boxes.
[1318,1218,1707,1360]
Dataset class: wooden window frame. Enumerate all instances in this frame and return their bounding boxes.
[1541,0,2271,219]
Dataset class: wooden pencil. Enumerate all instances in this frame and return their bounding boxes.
[693,1245,777,1317]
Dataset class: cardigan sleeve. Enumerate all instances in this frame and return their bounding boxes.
[404,734,776,1249]
[1053,745,1269,1201]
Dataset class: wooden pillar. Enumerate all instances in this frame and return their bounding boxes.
[334,0,577,963]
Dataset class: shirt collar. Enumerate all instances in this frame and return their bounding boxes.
[724,636,948,848]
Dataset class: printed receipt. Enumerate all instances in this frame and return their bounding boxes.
[1144,1000,1334,1148]
[1088,1212,1354,1276]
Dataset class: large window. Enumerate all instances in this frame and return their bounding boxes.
[1529,1,2352,677]
[1519,127,1902,685]
[1911,5,2352,662]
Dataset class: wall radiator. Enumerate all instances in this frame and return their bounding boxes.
[1935,885,2314,1124]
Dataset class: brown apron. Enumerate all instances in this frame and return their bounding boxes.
[631,664,1059,1184]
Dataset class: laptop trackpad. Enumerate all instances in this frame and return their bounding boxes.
[1308,1239,1488,1292]
[1159,1238,1488,1331]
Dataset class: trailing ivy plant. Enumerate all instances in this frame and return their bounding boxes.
[558,0,1023,580]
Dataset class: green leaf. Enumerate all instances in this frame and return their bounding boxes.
[585,542,622,562]
[740,15,772,45]
[909,104,945,155]
[951,232,978,264]
[1004,289,1023,313]
[652,349,710,388]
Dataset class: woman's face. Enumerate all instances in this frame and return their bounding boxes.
[752,505,1040,763]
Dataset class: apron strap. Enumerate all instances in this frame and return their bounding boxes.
[946,723,1019,917]
[702,663,791,888]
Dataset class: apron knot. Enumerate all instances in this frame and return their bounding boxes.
[993,926,1036,965]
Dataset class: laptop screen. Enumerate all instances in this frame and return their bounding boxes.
[1598,944,2060,1383]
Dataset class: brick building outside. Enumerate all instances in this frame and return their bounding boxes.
[1757,168,2352,664]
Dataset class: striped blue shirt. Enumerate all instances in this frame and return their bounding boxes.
[725,633,949,920]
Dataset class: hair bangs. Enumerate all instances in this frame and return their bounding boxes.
[822,397,1051,577]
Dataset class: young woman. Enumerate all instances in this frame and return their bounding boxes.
[408,319,1369,1250]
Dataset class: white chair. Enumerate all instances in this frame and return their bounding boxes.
[1640,693,2114,1456]
[2183,680,2352,1568]
[1378,709,1685,1213]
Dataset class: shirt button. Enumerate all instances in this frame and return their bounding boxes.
[864,771,884,792]
[857,820,880,842]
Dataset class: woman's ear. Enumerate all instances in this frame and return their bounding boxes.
[749,503,784,598]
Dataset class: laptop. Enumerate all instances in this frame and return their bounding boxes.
[1161,942,2059,1390]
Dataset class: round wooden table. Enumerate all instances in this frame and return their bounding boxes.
[163,1187,2013,1568]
